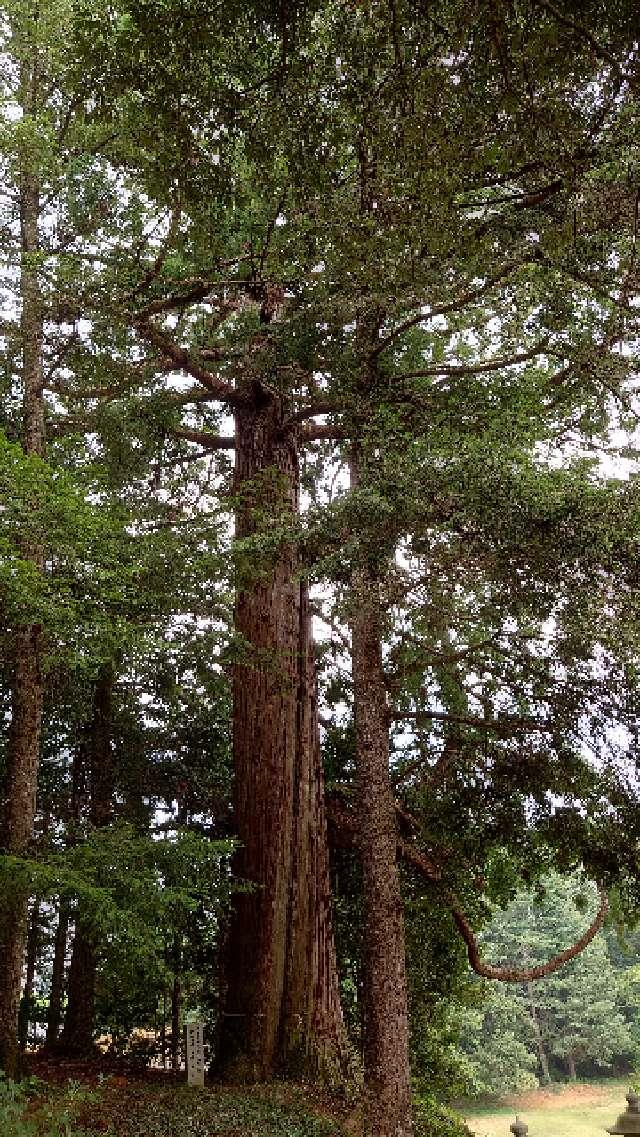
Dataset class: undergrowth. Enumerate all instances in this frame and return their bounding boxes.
[0,1076,348,1137]
[414,1094,474,1137]
[0,1074,98,1137]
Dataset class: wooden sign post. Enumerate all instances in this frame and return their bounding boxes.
[185,1021,205,1087]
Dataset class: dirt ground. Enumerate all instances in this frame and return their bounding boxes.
[501,1082,625,1110]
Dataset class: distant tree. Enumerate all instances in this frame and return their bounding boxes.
[458,986,538,1097]
[545,937,636,1080]
[461,875,637,1088]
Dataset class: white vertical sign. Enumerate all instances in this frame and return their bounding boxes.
[185,1021,205,1086]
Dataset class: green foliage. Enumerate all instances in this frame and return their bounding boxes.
[405,894,476,1101]
[413,1095,473,1137]
[459,875,639,1093]
[0,431,126,630]
[455,990,539,1097]
[0,825,233,937]
[76,1082,346,1137]
[0,826,235,1052]
[0,1077,36,1137]
[0,1075,97,1137]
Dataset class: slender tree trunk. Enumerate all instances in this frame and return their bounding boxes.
[160,978,167,1068]
[526,983,551,1084]
[88,664,115,829]
[349,450,413,1137]
[45,740,82,1052]
[46,900,69,1048]
[59,666,114,1055]
[218,388,348,1082]
[0,47,46,1077]
[567,1053,577,1081]
[17,899,40,1050]
[171,936,181,1072]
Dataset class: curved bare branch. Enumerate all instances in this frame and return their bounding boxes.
[328,790,608,983]
[448,886,609,982]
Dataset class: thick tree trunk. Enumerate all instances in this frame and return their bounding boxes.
[59,666,114,1056]
[350,453,413,1137]
[0,51,46,1076]
[280,583,347,1078]
[46,900,69,1048]
[59,917,97,1055]
[218,389,347,1082]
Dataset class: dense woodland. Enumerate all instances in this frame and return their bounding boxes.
[2,2,640,1136]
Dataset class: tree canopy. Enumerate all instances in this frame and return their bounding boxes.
[1,4,640,1137]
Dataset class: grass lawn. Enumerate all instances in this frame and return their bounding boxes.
[463,1080,630,1137]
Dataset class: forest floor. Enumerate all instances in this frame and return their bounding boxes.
[4,1061,630,1137]
[462,1078,629,1137]
[4,1057,352,1136]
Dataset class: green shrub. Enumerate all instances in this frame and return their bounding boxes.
[414,1095,474,1137]
[0,1077,36,1137]
[0,1074,98,1137]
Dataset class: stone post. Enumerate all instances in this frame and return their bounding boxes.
[185,1021,205,1087]
[607,1091,640,1137]
[511,1117,529,1137]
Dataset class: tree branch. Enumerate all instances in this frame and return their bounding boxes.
[397,838,442,882]
[285,397,340,426]
[163,386,225,406]
[134,318,246,408]
[448,886,609,982]
[395,341,549,382]
[372,261,523,357]
[169,427,236,450]
[393,709,550,734]
[134,279,218,318]
[330,787,608,984]
[128,203,183,297]
[301,423,348,441]
[397,837,609,982]
[460,180,564,212]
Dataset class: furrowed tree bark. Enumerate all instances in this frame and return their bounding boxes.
[59,665,114,1056]
[0,47,46,1077]
[218,383,348,1082]
[350,449,413,1137]
[280,582,347,1077]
